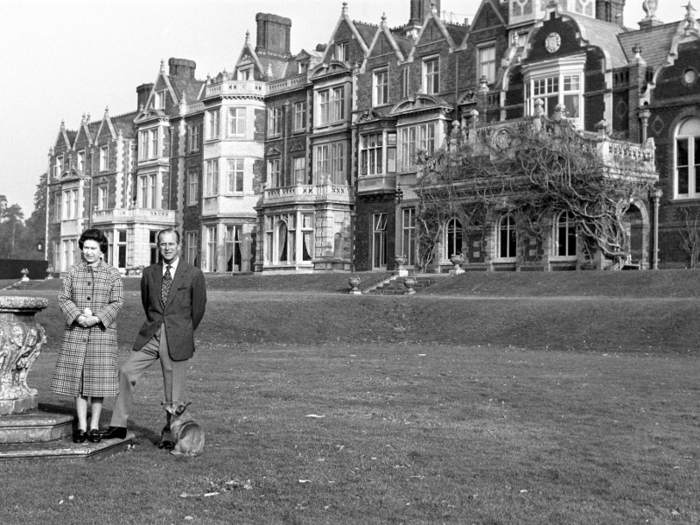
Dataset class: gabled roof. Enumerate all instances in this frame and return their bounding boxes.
[409,9,460,59]
[95,108,117,142]
[618,22,676,70]
[53,122,73,150]
[73,116,94,147]
[366,16,405,63]
[574,15,628,68]
[321,4,372,62]
[235,33,267,78]
[389,93,452,116]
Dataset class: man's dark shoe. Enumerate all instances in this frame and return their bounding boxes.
[100,426,127,440]
[158,427,175,449]
[87,429,102,443]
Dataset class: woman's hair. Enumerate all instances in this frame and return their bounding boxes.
[79,228,109,254]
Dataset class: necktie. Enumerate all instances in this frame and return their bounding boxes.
[162,265,172,304]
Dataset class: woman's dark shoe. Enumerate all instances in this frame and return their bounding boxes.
[87,429,102,443]
[73,429,87,444]
[99,426,127,440]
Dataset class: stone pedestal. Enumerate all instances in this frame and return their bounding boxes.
[0,296,133,460]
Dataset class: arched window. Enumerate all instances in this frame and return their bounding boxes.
[676,117,700,198]
[444,218,463,258]
[555,211,577,257]
[498,215,517,259]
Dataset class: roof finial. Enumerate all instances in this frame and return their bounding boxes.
[245,30,250,44]
[160,59,165,72]
[60,119,65,130]
[642,0,658,19]
[342,2,348,15]
[104,106,109,116]
[381,12,387,24]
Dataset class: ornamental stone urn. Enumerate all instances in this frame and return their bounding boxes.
[403,277,416,295]
[395,255,408,277]
[449,254,465,275]
[0,296,48,415]
[348,276,362,295]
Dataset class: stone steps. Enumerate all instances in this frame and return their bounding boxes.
[367,275,441,295]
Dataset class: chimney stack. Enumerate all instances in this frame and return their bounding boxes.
[168,58,196,79]
[255,13,292,57]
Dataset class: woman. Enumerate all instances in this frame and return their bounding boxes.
[51,229,123,444]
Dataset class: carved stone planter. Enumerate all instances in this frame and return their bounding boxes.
[449,254,465,275]
[0,296,48,415]
[403,277,416,295]
[395,255,408,277]
[348,276,362,295]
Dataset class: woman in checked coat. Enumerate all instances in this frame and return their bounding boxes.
[51,229,123,444]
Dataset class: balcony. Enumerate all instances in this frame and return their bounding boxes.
[261,183,353,206]
[204,80,266,99]
[91,208,176,226]
[357,174,397,195]
[267,76,307,95]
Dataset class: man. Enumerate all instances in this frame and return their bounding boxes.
[101,228,207,448]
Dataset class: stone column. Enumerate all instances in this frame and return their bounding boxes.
[0,296,48,415]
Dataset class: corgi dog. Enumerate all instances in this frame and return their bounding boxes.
[162,401,205,457]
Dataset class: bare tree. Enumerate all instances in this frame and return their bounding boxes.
[678,206,700,268]
[416,113,656,270]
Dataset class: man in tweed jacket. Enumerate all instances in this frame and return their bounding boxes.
[102,228,206,447]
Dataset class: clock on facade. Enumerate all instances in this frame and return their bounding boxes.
[545,32,561,53]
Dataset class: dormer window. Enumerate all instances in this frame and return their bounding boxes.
[335,42,348,62]
[423,57,439,95]
[54,155,63,178]
[298,62,308,75]
[237,66,253,80]
[138,128,161,161]
[99,146,108,171]
[524,56,585,127]
[154,90,167,110]
[77,150,85,172]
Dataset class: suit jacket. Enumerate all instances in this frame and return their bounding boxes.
[133,259,207,361]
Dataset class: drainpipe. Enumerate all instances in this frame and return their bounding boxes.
[653,188,662,270]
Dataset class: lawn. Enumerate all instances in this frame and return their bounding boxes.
[1,272,699,524]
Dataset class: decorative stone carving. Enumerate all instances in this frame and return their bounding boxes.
[348,277,362,295]
[0,296,48,416]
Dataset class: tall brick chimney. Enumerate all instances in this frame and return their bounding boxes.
[596,0,625,24]
[409,0,440,25]
[136,83,154,110]
[168,58,196,79]
[255,13,292,57]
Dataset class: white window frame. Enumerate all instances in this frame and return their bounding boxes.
[372,212,388,269]
[478,44,496,85]
[317,86,346,126]
[99,146,108,171]
[398,123,436,172]
[268,158,282,188]
[154,90,167,110]
[228,107,246,138]
[360,133,384,176]
[293,156,307,184]
[226,158,245,193]
[137,173,157,209]
[497,214,518,261]
[373,69,389,106]
[188,124,200,152]
[401,67,410,99]
[675,117,700,199]
[293,101,306,132]
[423,56,439,95]
[206,109,220,140]
[444,217,463,259]
[98,185,108,211]
[54,155,63,178]
[188,170,199,206]
[524,56,586,127]
[313,142,346,185]
[206,225,218,272]
[186,231,198,266]
[335,42,348,62]
[402,207,416,266]
[205,159,219,196]
[77,150,85,172]
[269,106,283,136]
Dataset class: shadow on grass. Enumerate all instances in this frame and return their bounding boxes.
[37,402,161,444]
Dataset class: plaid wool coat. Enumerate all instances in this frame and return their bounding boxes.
[51,260,124,397]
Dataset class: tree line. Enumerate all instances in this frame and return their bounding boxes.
[0,174,47,260]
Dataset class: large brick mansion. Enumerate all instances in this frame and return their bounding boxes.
[46,0,700,273]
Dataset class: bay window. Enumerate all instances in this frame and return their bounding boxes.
[398,123,436,171]
[226,159,244,193]
[205,159,219,196]
[524,57,585,125]
[206,109,220,140]
[228,108,246,137]
[137,174,157,208]
[317,86,346,126]
[675,117,700,198]
[314,142,346,184]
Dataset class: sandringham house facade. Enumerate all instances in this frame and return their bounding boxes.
[46,0,700,273]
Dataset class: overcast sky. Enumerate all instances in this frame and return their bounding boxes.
[0,0,683,217]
